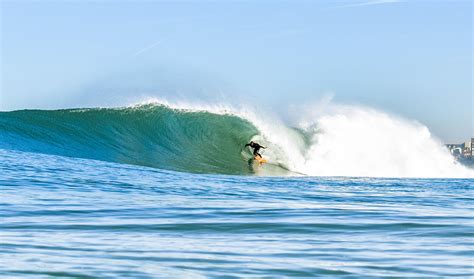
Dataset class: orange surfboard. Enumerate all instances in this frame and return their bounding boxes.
[255,155,267,165]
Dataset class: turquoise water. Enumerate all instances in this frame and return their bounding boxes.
[1,149,473,278]
[0,106,262,175]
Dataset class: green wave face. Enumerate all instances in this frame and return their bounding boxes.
[0,105,261,175]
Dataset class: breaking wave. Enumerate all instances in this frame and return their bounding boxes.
[0,100,472,177]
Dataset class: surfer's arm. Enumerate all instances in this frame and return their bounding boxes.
[245,143,250,147]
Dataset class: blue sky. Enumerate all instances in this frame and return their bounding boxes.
[1,0,472,142]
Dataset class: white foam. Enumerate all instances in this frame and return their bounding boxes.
[296,105,472,178]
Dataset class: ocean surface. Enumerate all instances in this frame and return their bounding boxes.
[1,104,473,277]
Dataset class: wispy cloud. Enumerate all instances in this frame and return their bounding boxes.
[329,0,401,9]
[132,39,166,57]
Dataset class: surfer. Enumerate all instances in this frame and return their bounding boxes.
[245,141,266,159]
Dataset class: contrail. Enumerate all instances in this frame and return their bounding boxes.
[329,0,401,9]
[132,39,165,57]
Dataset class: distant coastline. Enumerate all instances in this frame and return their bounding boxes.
[446,137,473,166]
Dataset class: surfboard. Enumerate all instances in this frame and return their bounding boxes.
[255,155,267,165]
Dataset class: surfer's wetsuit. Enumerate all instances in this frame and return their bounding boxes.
[245,141,265,158]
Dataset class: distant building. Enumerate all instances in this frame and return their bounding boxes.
[463,147,471,158]
[469,137,474,158]
[471,137,474,156]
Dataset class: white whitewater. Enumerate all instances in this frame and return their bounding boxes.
[295,106,471,178]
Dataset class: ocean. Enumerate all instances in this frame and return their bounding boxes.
[1,103,473,277]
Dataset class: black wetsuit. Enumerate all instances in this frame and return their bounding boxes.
[245,142,265,158]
